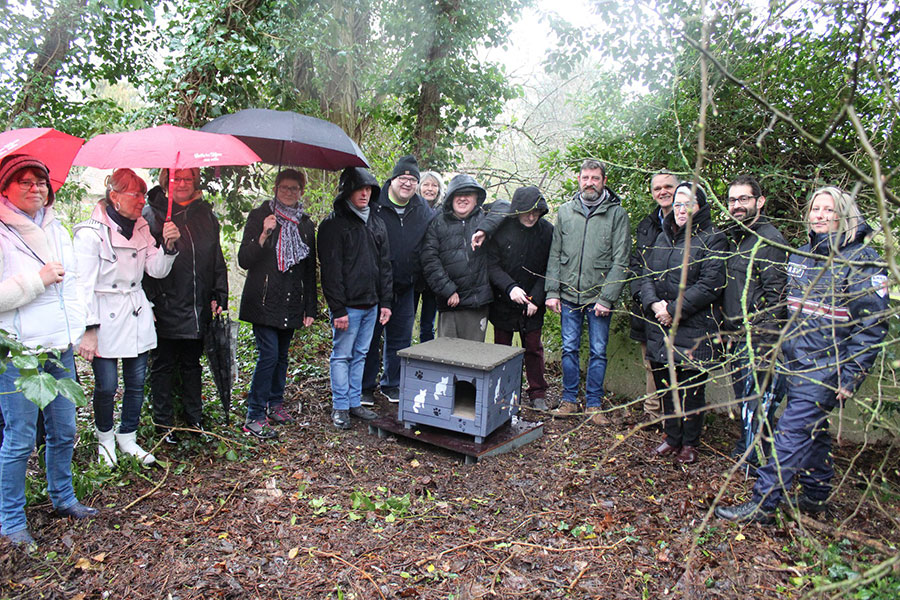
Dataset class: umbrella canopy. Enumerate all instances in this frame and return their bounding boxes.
[74,124,261,170]
[0,128,84,192]
[199,109,369,170]
[204,313,235,425]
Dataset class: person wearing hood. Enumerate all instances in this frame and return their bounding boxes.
[720,175,788,469]
[717,186,890,524]
[74,168,180,467]
[641,182,726,464]
[0,154,95,547]
[545,159,631,425]
[487,186,554,410]
[318,167,392,430]
[238,169,317,440]
[629,172,679,424]
[142,168,228,445]
[361,155,432,405]
[421,173,498,341]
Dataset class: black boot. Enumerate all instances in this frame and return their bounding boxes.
[714,501,775,525]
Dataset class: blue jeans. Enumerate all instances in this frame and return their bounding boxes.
[415,288,438,343]
[0,348,79,535]
[330,307,377,411]
[560,300,611,407]
[246,325,295,422]
[92,352,149,434]
[363,288,415,392]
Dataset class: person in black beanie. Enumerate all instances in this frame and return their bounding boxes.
[360,155,433,405]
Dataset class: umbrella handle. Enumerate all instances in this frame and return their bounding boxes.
[166,173,174,222]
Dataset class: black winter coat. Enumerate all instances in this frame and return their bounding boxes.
[143,186,228,339]
[421,204,493,312]
[628,207,665,341]
[317,194,392,319]
[641,201,726,366]
[373,183,433,296]
[783,224,889,399]
[238,201,317,329]
[721,215,788,352]
[487,189,553,332]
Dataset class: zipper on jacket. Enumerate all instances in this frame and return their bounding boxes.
[577,216,589,300]
[262,274,269,306]
[185,208,200,336]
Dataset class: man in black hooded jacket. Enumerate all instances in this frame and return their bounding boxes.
[487,186,554,410]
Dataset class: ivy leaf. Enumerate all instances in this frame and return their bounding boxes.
[56,377,87,407]
[17,372,60,410]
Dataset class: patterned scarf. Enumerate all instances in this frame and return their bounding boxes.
[269,199,309,272]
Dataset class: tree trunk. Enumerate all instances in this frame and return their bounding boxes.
[8,0,87,124]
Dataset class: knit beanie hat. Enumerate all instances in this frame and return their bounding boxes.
[0,154,55,206]
[391,155,420,181]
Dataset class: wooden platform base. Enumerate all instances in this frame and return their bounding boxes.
[368,415,543,464]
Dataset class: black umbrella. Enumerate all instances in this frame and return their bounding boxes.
[199,109,369,170]
[204,314,235,424]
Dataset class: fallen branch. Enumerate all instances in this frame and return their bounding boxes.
[415,537,505,566]
[795,514,897,556]
[121,463,170,511]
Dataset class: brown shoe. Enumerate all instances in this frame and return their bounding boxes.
[586,406,609,425]
[553,402,580,417]
[652,440,680,457]
[675,445,698,464]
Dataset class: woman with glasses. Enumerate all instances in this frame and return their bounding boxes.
[237,169,317,439]
[717,187,890,524]
[0,154,95,546]
[641,182,726,464]
[74,169,180,466]
[142,168,228,444]
[414,171,444,343]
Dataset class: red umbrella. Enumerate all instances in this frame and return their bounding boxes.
[0,128,84,192]
[74,124,260,219]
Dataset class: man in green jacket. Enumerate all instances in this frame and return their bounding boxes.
[545,159,631,424]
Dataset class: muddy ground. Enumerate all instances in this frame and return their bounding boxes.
[1,331,898,600]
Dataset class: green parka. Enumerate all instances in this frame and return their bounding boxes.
[544,189,631,308]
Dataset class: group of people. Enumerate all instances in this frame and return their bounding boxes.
[0,149,890,547]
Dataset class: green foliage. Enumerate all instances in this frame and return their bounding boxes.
[0,330,86,410]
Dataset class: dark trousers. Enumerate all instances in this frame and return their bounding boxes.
[493,327,548,400]
[753,377,835,510]
[651,363,707,448]
[730,352,784,463]
[414,288,438,343]
[92,353,150,434]
[245,325,294,422]
[150,337,205,428]
[362,288,416,392]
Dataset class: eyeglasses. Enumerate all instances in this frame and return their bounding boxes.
[672,201,696,211]
[396,176,417,186]
[277,185,302,194]
[172,177,194,184]
[115,190,145,199]
[727,195,757,205]
[15,179,49,190]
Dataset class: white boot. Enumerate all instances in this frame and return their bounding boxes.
[96,427,117,467]
[115,431,156,465]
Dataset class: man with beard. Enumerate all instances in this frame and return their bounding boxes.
[545,160,631,424]
[629,172,678,423]
[722,175,788,468]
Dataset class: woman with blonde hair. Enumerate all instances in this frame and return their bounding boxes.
[74,168,180,466]
[717,186,890,524]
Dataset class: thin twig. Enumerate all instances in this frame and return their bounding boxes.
[122,463,170,511]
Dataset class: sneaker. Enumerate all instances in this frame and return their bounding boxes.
[243,419,278,440]
[332,409,351,430]
[795,495,828,516]
[714,501,775,525]
[349,406,378,420]
[586,406,609,425]
[553,401,580,417]
[190,422,211,442]
[4,529,36,549]
[531,397,548,411]
[267,405,294,425]
[382,387,401,404]
[360,392,376,407]
[55,502,99,520]
[162,430,179,445]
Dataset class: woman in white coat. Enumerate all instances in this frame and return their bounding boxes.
[74,169,180,466]
[0,154,94,547]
